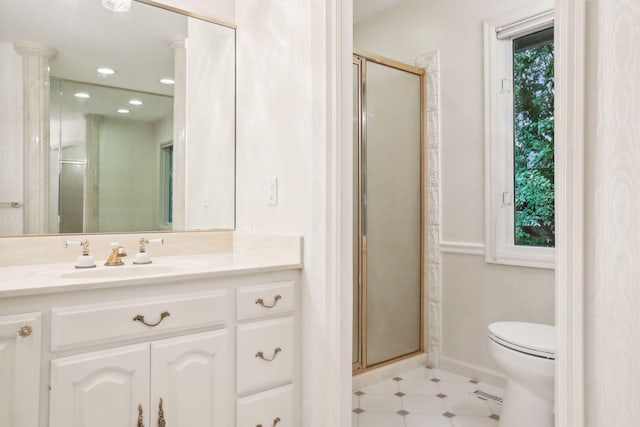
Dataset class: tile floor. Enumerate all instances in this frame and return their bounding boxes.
[352,366,504,427]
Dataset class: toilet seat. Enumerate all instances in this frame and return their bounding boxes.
[488,321,555,360]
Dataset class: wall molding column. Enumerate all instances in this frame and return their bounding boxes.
[14,42,57,234]
[83,114,104,233]
[414,51,441,368]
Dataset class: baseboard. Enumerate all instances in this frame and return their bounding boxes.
[352,353,428,391]
[439,355,507,389]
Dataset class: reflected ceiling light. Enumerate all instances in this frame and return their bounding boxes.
[117,108,131,114]
[160,78,175,85]
[102,0,132,12]
[129,99,143,106]
[74,92,90,99]
[97,67,116,76]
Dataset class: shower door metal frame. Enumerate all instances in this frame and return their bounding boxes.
[352,50,426,375]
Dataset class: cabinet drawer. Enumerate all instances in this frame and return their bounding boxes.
[51,291,228,351]
[237,281,294,320]
[237,316,294,394]
[237,384,294,427]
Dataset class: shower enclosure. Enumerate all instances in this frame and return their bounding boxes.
[352,51,425,373]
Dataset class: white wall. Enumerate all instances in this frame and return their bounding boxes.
[184,18,235,230]
[584,0,640,424]
[154,0,235,25]
[0,42,23,235]
[355,0,555,381]
[234,0,349,424]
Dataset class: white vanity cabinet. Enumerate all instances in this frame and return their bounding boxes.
[0,233,302,427]
[50,330,231,427]
[49,343,150,427]
[0,312,42,427]
[236,281,296,427]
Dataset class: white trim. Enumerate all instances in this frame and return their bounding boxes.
[334,0,353,426]
[496,10,554,40]
[439,356,506,390]
[555,0,584,425]
[439,241,485,256]
[484,12,556,270]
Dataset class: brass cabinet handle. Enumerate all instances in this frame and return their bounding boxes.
[17,325,33,337]
[255,347,282,362]
[257,417,281,427]
[255,294,282,309]
[157,398,166,427]
[137,404,145,427]
[133,311,170,327]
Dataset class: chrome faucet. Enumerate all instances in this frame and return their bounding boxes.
[105,242,127,266]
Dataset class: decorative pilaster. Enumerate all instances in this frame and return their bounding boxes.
[170,40,186,230]
[14,42,57,234]
[83,114,104,233]
[415,51,441,367]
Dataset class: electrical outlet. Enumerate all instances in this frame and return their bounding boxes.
[267,177,278,206]
[202,185,209,207]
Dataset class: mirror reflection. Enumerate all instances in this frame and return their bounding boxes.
[50,79,174,233]
[0,0,235,236]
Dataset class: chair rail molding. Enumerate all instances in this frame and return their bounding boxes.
[439,241,486,256]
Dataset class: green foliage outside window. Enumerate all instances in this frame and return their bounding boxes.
[513,31,555,247]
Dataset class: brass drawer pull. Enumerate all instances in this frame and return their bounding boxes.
[257,417,281,427]
[137,404,145,427]
[255,347,282,362]
[133,311,170,327]
[255,294,282,309]
[157,398,166,427]
[17,325,33,337]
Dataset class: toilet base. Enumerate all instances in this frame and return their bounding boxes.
[500,378,554,427]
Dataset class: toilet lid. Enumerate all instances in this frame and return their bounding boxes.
[488,321,555,359]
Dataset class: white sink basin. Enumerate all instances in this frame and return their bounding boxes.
[59,265,181,280]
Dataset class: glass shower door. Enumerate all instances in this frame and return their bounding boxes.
[364,61,422,366]
[353,53,424,372]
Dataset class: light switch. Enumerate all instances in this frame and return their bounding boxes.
[267,177,278,206]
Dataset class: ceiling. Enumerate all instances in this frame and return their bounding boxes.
[353,0,407,24]
[51,78,172,123]
[0,0,186,96]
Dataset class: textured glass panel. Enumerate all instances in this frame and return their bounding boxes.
[365,62,421,366]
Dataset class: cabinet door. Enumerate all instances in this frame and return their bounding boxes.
[151,329,232,427]
[50,343,150,427]
[0,312,41,427]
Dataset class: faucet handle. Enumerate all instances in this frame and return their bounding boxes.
[134,238,163,265]
[64,240,96,269]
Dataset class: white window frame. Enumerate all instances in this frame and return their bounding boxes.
[484,10,555,269]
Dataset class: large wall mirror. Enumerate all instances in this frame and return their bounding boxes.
[0,0,235,236]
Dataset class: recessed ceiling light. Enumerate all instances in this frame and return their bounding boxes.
[160,78,175,85]
[74,92,90,99]
[117,108,131,114]
[129,99,143,106]
[97,67,116,75]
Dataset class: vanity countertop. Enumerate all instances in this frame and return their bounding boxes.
[0,248,302,299]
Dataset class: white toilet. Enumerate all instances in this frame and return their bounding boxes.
[488,321,555,427]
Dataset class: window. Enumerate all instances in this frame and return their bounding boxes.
[160,143,173,226]
[484,11,555,268]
